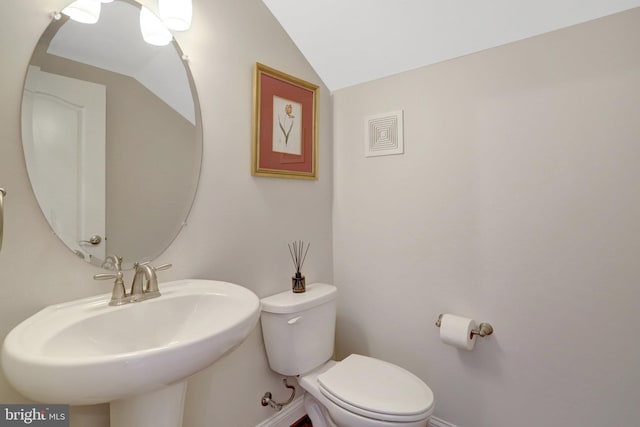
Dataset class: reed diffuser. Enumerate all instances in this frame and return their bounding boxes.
[288,240,310,293]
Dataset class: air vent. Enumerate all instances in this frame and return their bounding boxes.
[364,110,404,157]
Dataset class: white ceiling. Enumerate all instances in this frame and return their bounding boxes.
[262,0,640,92]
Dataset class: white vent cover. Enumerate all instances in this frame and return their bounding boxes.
[364,110,404,157]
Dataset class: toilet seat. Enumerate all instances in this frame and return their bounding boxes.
[316,354,434,423]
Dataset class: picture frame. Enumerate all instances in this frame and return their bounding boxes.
[252,63,319,180]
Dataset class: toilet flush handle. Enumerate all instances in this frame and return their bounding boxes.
[287,316,302,325]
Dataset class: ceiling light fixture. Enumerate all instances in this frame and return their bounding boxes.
[159,0,192,31]
[140,6,173,46]
[61,0,101,24]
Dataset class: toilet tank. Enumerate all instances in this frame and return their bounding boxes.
[260,283,337,376]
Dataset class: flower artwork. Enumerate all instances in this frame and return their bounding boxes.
[272,97,302,155]
[252,63,318,179]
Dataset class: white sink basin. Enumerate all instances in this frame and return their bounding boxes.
[2,279,260,405]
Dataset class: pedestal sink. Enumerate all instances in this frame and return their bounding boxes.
[1,279,260,427]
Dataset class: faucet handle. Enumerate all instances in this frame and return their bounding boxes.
[134,262,171,272]
[153,263,172,272]
[94,271,128,306]
[93,271,123,281]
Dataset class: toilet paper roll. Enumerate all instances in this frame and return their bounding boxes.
[439,314,477,350]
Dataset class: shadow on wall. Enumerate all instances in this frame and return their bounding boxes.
[335,314,370,359]
[454,334,505,378]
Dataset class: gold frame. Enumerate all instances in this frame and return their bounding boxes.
[252,63,319,180]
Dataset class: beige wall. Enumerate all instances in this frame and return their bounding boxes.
[332,8,640,427]
[0,0,333,426]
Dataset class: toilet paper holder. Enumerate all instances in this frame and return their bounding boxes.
[435,314,494,338]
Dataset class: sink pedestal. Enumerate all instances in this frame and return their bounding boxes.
[110,381,187,427]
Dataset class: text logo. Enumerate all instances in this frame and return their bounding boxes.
[0,405,69,426]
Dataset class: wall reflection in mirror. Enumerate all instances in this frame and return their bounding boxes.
[21,0,202,270]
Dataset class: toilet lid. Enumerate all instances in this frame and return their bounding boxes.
[317,354,434,422]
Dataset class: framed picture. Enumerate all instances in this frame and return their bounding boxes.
[252,63,319,179]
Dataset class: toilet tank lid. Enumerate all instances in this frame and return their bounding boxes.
[261,283,337,314]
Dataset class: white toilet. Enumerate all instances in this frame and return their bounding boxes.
[260,283,434,427]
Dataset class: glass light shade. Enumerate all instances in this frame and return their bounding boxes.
[140,6,173,46]
[159,0,192,31]
[62,0,101,24]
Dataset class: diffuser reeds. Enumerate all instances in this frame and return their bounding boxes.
[288,240,309,293]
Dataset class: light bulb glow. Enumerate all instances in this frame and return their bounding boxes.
[159,0,192,31]
[62,0,101,24]
[140,6,172,46]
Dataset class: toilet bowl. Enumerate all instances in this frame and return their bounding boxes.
[260,283,434,427]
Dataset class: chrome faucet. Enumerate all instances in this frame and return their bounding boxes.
[130,262,171,301]
[94,261,172,306]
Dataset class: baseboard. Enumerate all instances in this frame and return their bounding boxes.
[256,398,456,427]
[256,396,306,427]
[430,415,458,427]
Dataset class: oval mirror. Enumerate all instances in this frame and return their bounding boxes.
[21,0,202,270]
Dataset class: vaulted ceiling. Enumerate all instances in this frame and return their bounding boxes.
[262,0,640,91]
